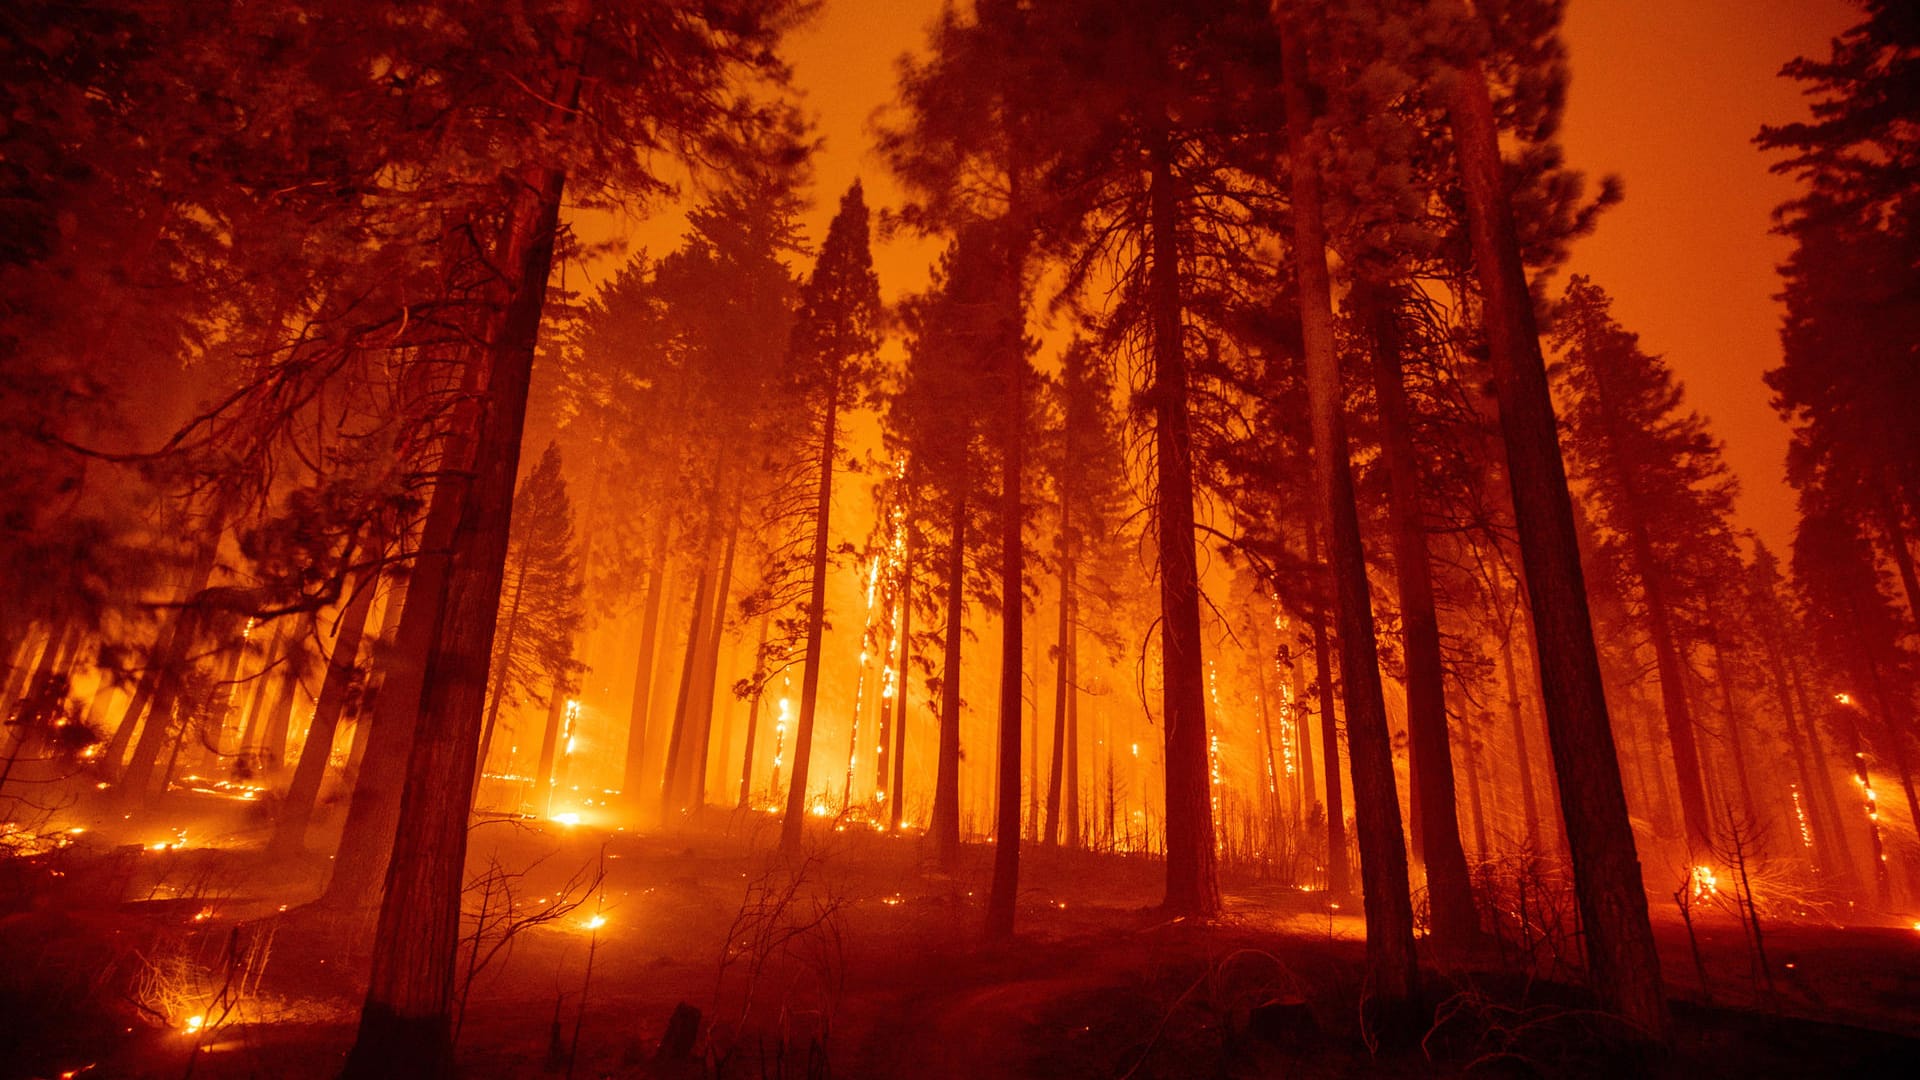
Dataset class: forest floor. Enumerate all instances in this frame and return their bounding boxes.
[2,789,1918,1078]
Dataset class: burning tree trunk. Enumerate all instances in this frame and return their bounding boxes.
[890,525,915,832]
[341,160,567,1077]
[1756,603,1858,888]
[1306,531,1349,900]
[1280,22,1415,1007]
[1441,35,1670,1040]
[1146,123,1218,919]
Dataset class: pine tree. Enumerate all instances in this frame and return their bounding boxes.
[778,181,883,854]
[887,236,996,869]
[1279,11,1416,1009]
[1437,9,1669,1039]
[1549,275,1738,853]
[1760,1,1920,630]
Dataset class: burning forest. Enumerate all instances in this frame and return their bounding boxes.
[2,0,1918,1077]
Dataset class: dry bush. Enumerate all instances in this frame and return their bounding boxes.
[708,849,846,1079]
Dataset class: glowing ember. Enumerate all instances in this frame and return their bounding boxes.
[552,813,581,826]
[1691,865,1720,900]
[182,1015,205,1034]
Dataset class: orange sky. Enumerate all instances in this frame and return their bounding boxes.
[617,0,1857,551]
[1556,0,1856,552]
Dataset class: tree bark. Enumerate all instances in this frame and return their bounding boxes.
[1442,38,1669,1039]
[1147,122,1218,919]
[1359,283,1478,945]
[342,154,569,1079]
[1280,23,1417,1009]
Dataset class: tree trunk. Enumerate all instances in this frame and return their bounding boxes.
[272,567,379,855]
[1462,714,1490,860]
[986,223,1027,939]
[931,477,968,869]
[1708,631,1764,841]
[1044,528,1073,847]
[689,507,740,811]
[661,544,717,820]
[1359,282,1477,945]
[1442,38,1669,1039]
[1588,352,1714,852]
[1875,489,1920,635]
[1498,602,1544,850]
[0,626,41,716]
[737,613,772,809]
[256,626,305,780]
[1306,536,1349,900]
[889,526,914,831]
[319,434,465,912]
[1146,123,1218,919]
[342,153,569,1079]
[1761,616,1856,889]
[534,669,568,819]
[779,368,841,852]
[114,535,220,793]
[1833,699,1892,905]
[1280,24,1417,1009]
[473,550,529,798]
[623,511,674,810]
[1786,648,1857,894]
[236,622,287,766]
[344,579,406,785]
[1064,593,1081,847]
